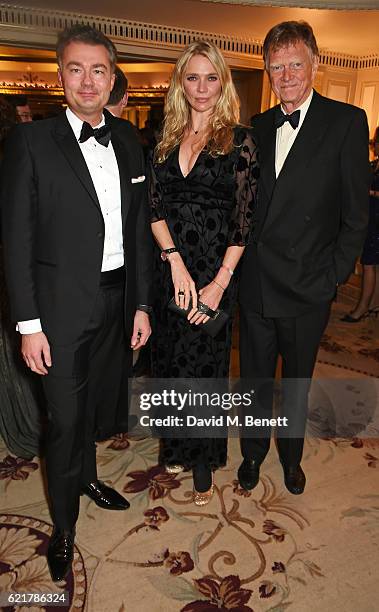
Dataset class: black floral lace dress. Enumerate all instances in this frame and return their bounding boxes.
[149,126,258,470]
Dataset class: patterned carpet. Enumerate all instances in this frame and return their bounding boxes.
[317,294,379,378]
[0,290,378,612]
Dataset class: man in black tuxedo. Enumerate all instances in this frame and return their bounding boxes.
[1,25,152,581]
[238,21,369,494]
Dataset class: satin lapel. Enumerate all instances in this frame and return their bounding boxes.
[110,127,132,226]
[263,93,327,231]
[258,109,277,202]
[52,112,100,210]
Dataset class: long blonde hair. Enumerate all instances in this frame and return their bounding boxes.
[155,40,240,163]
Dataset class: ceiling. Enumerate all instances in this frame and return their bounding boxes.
[7,0,379,55]
[201,0,379,8]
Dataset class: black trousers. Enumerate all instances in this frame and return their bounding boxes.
[42,273,130,530]
[239,302,331,467]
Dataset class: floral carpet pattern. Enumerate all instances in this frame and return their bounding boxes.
[1,434,379,612]
[1,292,379,611]
[317,294,379,378]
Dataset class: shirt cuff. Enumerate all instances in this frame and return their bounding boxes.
[17,319,43,334]
[136,304,153,314]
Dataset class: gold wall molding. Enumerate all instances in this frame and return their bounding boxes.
[200,0,379,9]
[1,3,378,70]
[0,83,167,96]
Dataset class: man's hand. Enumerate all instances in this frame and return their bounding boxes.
[21,331,51,375]
[131,310,151,350]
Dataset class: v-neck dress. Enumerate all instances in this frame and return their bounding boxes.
[149,126,259,469]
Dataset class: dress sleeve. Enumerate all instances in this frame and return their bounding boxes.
[228,127,259,246]
[148,154,166,223]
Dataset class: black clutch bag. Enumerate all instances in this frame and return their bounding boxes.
[168,297,229,338]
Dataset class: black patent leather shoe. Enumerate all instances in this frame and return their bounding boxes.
[81,480,130,510]
[282,464,306,495]
[237,459,261,491]
[47,527,75,582]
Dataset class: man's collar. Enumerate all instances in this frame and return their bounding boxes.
[66,107,105,141]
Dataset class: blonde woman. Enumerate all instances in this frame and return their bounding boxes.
[149,40,258,505]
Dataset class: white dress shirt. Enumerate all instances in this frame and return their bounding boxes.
[275,89,313,178]
[18,108,124,334]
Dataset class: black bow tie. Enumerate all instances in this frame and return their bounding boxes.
[79,121,111,147]
[275,108,301,130]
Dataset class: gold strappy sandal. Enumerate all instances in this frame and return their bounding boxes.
[193,473,214,506]
[165,464,185,474]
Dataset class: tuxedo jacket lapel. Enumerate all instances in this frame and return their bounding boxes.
[253,110,276,236]
[258,111,276,203]
[275,93,327,191]
[110,129,132,227]
[263,92,328,232]
[52,112,101,211]
[52,111,134,225]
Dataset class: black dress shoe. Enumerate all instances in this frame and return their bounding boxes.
[81,480,130,510]
[237,459,261,491]
[282,464,306,495]
[47,527,75,582]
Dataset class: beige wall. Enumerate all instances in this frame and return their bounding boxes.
[319,67,357,105]
[317,65,379,137]
[355,67,379,136]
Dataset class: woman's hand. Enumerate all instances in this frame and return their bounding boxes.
[169,253,197,311]
[188,281,224,325]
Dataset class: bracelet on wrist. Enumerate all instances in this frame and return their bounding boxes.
[137,304,153,314]
[213,279,226,291]
[161,247,178,262]
[221,264,234,276]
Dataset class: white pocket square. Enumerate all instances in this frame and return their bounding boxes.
[131,175,145,183]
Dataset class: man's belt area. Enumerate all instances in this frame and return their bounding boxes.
[100,266,125,286]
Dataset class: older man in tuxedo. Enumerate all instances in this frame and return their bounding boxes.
[239,21,369,494]
[1,25,152,581]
